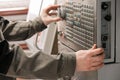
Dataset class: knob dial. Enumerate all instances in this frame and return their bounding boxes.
[102,35,108,41]
[58,6,66,19]
[104,14,111,21]
[102,2,109,10]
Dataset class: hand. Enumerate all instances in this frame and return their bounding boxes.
[75,44,105,72]
[41,5,62,25]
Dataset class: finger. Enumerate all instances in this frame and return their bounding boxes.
[91,44,97,49]
[52,17,62,22]
[49,12,57,16]
[89,63,104,71]
[92,53,105,62]
[91,48,104,56]
[91,61,104,67]
[46,5,60,12]
[49,17,62,22]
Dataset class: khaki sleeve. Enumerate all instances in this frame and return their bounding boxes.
[3,16,47,41]
[6,46,76,79]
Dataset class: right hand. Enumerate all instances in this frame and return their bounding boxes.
[41,5,62,25]
[75,44,105,72]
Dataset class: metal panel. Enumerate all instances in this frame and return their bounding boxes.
[116,0,120,62]
[57,0,115,63]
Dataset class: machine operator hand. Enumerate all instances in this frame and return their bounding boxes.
[41,5,62,25]
[76,44,104,71]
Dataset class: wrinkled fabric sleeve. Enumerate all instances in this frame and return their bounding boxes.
[0,16,47,41]
[6,46,76,79]
[0,16,76,79]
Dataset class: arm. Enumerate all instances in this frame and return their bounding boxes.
[6,46,76,79]
[0,41,104,79]
[3,44,104,79]
[0,16,47,41]
[0,5,61,41]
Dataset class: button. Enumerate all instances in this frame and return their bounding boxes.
[104,14,111,21]
[58,6,66,19]
[101,35,108,41]
[101,2,109,10]
[102,43,106,48]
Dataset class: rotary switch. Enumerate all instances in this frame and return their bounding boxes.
[58,6,66,19]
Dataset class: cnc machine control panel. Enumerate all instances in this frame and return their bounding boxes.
[57,0,115,63]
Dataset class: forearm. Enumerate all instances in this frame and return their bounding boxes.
[0,16,47,41]
[4,46,76,79]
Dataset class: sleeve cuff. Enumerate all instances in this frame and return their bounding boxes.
[58,52,76,77]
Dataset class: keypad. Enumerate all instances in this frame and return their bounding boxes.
[62,2,95,49]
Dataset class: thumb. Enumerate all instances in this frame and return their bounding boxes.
[91,44,97,49]
[51,17,62,22]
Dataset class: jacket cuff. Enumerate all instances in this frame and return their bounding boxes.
[58,53,76,77]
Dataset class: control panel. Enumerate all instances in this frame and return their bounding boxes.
[101,2,112,59]
[57,0,115,63]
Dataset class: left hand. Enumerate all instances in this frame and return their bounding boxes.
[41,5,62,25]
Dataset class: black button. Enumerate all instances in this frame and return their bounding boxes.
[101,35,108,41]
[102,43,106,48]
[101,2,109,10]
[104,14,111,21]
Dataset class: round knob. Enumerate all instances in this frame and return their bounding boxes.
[101,2,109,10]
[104,14,111,21]
[58,6,66,19]
[101,35,108,41]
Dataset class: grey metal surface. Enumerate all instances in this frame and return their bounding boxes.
[116,0,120,62]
